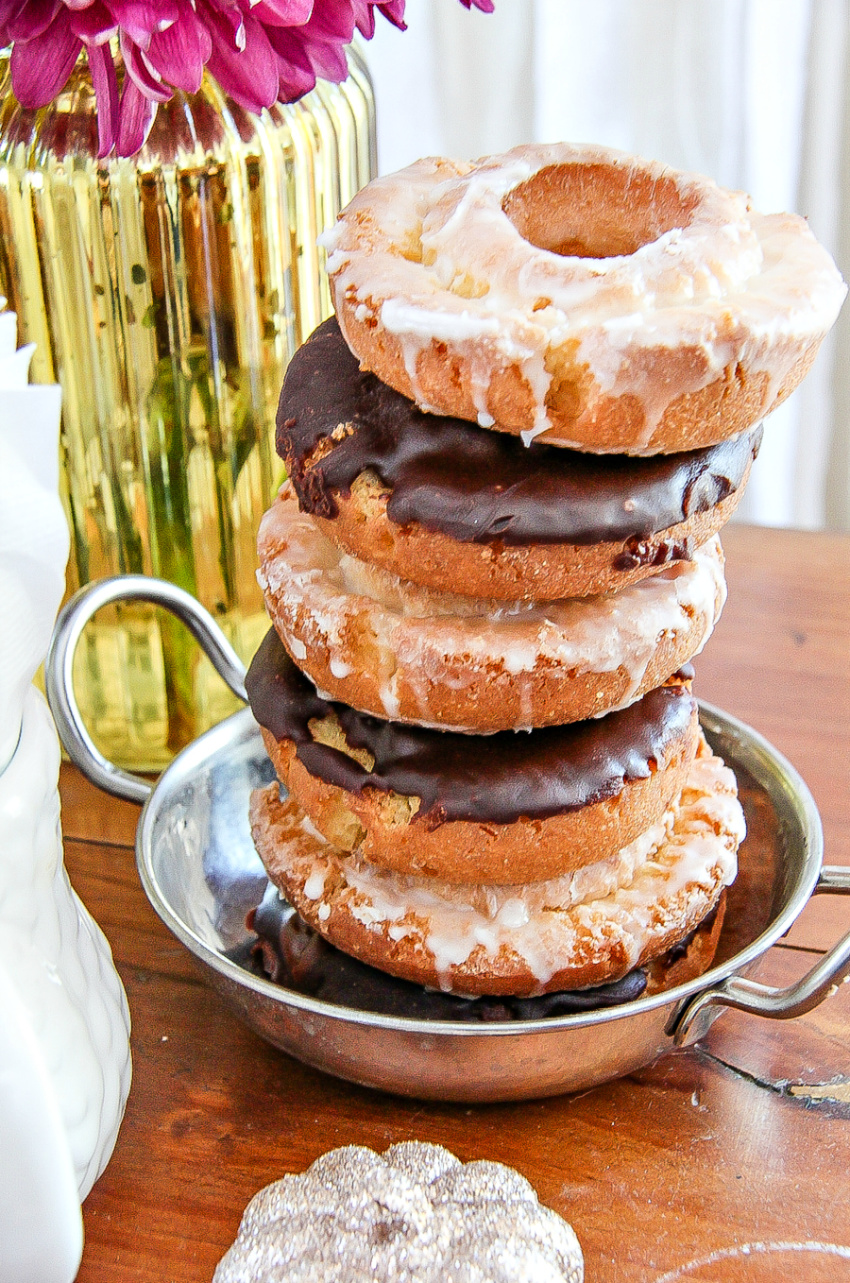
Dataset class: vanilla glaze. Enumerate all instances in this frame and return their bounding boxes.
[322,143,847,448]
[257,485,726,727]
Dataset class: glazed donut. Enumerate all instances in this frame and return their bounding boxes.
[322,143,846,454]
[246,878,726,1014]
[643,893,727,996]
[244,633,700,883]
[276,316,760,600]
[248,736,744,996]
[257,484,726,730]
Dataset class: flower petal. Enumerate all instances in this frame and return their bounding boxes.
[111,0,179,48]
[350,0,375,38]
[116,76,157,155]
[306,35,348,81]
[265,24,316,99]
[6,0,62,41]
[302,0,354,42]
[121,31,173,100]
[351,0,406,39]
[252,0,312,28]
[376,1,406,31]
[147,3,213,93]
[9,14,81,106]
[202,4,280,111]
[204,0,247,47]
[70,2,117,43]
[87,40,119,155]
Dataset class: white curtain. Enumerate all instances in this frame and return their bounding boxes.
[365,0,850,531]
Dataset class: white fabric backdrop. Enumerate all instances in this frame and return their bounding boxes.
[365,0,850,530]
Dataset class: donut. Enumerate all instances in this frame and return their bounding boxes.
[276,315,761,600]
[322,143,847,454]
[258,485,726,730]
[213,1143,584,1283]
[248,735,743,996]
[643,893,728,997]
[245,879,725,1016]
[244,633,700,883]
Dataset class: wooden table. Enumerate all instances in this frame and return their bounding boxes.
[61,523,850,1283]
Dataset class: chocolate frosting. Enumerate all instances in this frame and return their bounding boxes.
[246,628,697,826]
[234,885,649,1020]
[276,317,762,547]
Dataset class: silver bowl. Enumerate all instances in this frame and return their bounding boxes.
[46,577,850,1102]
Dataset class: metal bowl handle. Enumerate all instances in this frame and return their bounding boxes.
[45,576,248,805]
[671,865,850,1045]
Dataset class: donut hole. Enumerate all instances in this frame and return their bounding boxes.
[502,163,700,259]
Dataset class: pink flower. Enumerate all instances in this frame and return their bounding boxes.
[2,0,493,157]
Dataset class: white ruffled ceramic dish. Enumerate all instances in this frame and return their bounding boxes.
[0,689,131,1281]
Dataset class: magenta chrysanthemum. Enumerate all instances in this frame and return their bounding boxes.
[2,0,494,157]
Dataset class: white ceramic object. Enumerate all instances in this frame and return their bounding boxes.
[0,304,132,1280]
[0,689,132,1281]
[0,308,66,774]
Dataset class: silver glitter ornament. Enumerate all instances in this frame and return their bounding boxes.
[214,1142,583,1283]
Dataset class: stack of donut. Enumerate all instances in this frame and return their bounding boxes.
[245,143,846,1004]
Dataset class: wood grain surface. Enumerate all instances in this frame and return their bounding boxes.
[59,523,850,1283]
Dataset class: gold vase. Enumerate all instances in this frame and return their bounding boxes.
[0,49,375,769]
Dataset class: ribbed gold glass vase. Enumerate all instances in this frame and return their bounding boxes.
[0,49,375,769]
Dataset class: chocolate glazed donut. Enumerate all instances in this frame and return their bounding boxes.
[245,629,700,883]
[276,317,761,599]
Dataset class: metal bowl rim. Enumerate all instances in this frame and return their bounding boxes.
[135,700,824,1038]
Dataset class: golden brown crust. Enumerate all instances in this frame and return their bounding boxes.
[276,616,711,734]
[644,891,727,995]
[248,739,743,995]
[259,706,699,884]
[326,144,845,455]
[336,308,820,455]
[291,882,729,1000]
[313,474,746,601]
[257,489,726,731]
